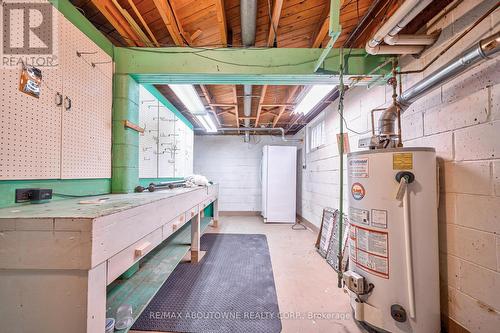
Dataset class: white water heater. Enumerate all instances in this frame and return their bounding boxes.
[345,148,440,333]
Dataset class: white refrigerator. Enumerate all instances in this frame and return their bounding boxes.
[261,145,297,223]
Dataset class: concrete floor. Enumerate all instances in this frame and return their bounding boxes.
[134,215,362,333]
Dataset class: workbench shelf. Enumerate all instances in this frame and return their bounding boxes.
[106,216,213,332]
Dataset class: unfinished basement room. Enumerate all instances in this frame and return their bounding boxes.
[0,0,499,332]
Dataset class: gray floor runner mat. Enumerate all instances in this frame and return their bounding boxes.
[131,233,282,333]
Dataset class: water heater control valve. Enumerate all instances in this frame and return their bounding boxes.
[343,270,366,294]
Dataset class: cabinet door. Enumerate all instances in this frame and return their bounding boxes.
[59,14,112,179]
[0,4,62,179]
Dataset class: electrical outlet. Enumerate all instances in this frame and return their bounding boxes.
[15,188,52,203]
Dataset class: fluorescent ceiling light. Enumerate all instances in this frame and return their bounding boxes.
[294,85,335,116]
[196,114,218,133]
[169,84,206,113]
[169,84,217,133]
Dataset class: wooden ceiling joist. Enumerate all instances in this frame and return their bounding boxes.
[91,0,143,46]
[200,85,221,126]
[214,0,228,46]
[267,0,284,47]
[209,103,236,107]
[127,0,160,47]
[312,16,329,48]
[272,86,300,128]
[232,86,240,129]
[112,0,152,46]
[254,85,268,128]
[152,0,187,46]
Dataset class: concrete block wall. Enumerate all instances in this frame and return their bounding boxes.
[295,1,499,331]
[194,135,297,212]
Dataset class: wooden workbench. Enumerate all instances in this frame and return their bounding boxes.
[0,184,219,333]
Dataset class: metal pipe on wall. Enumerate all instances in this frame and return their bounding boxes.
[377,31,500,139]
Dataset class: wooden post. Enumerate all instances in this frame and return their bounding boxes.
[212,199,220,228]
[191,208,201,263]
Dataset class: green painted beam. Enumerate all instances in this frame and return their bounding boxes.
[48,0,113,57]
[0,179,111,208]
[115,47,391,85]
[142,84,194,130]
[314,0,342,72]
[329,0,342,39]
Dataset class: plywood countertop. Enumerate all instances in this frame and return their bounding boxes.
[0,185,215,220]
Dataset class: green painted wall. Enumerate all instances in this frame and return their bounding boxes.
[0,179,111,208]
[138,178,184,186]
[204,203,214,218]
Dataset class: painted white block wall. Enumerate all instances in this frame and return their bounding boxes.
[194,135,297,212]
[294,1,500,331]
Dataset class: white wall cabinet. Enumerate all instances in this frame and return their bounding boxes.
[0,6,112,180]
[58,13,112,179]
[138,86,193,179]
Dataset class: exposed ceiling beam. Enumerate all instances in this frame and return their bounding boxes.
[312,16,329,48]
[152,0,187,46]
[91,0,142,46]
[112,0,152,46]
[267,0,284,47]
[214,0,228,46]
[272,86,300,128]
[261,103,294,107]
[127,0,160,47]
[232,86,240,129]
[209,103,236,107]
[200,85,222,126]
[115,48,391,81]
[254,85,268,127]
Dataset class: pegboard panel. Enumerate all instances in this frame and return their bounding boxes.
[0,0,62,179]
[59,14,112,179]
[158,106,177,178]
[137,86,194,179]
[0,67,62,179]
[139,96,159,178]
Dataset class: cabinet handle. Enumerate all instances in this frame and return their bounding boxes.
[55,92,63,106]
[64,96,72,111]
[134,241,151,257]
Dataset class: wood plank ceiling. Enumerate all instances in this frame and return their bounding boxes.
[70,0,448,134]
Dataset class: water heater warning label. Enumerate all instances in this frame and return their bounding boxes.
[351,225,389,279]
[349,158,369,178]
[393,153,413,170]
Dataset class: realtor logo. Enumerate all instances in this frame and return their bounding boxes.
[1,0,58,67]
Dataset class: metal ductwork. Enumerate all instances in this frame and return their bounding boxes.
[240,0,257,142]
[375,32,500,146]
[240,0,257,46]
[243,84,252,142]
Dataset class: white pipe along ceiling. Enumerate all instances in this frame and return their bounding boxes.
[366,0,437,55]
